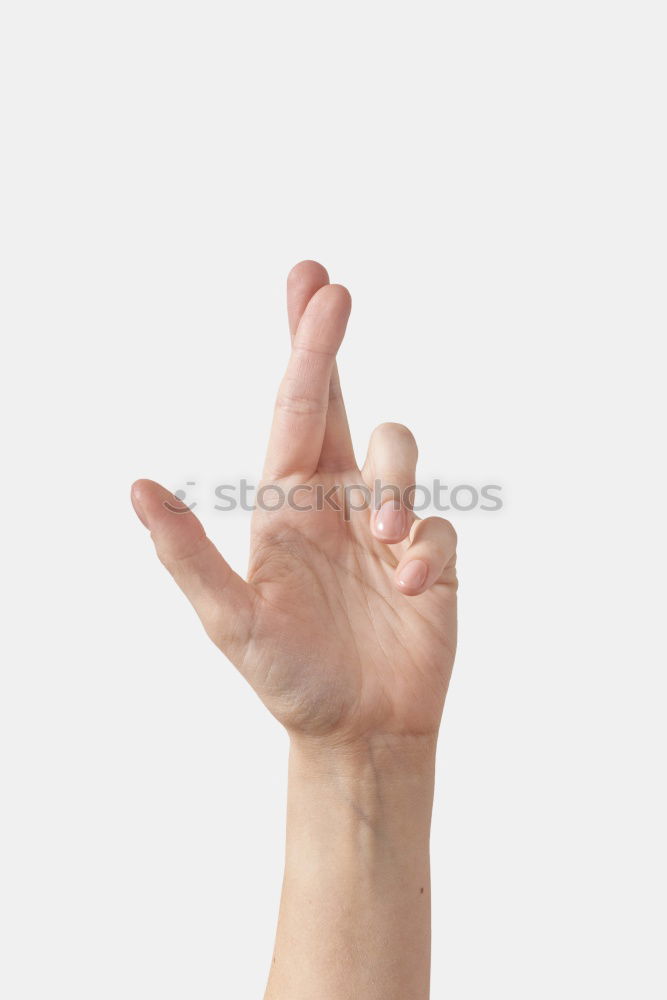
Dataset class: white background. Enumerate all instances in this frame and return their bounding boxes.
[1,1,665,997]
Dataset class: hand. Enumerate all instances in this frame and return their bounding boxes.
[131,261,457,749]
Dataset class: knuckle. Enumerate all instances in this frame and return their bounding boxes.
[275,390,321,416]
[440,519,458,548]
[422,516,457,548]
[157,532,211,573]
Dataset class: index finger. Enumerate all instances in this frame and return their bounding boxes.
[264,283,352,479]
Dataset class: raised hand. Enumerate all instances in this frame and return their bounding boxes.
[131,261,457,747]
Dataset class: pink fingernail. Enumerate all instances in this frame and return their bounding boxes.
[398,559,428,591]
[374,500,407,540]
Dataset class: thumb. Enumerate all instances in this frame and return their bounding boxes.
[130,479,255,653]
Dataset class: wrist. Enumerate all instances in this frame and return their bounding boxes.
[288,730,438,779]
[286,731,437,844]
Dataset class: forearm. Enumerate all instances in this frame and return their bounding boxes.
[264,733,437,1000]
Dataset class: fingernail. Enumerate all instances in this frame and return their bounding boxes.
[398,559,428,591]
[131,485,149,528]
[374,500,407,541]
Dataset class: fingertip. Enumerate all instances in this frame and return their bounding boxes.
[327,283,352,314]
[131,477,156,496]
[130,479,195,528]
[287,261,332,338]
[294,282,352,358]
[130,479,150,528]
[287,260,330,288]
[305,283,351,336]
[395,559,429,596]
[372,500,410,543]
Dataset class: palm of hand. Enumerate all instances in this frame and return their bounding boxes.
[132,262,457,746]
[246,470,456,740]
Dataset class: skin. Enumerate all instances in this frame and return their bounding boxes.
[131,260,458,999]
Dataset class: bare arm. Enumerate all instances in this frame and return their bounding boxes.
[265,736,436,1000]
